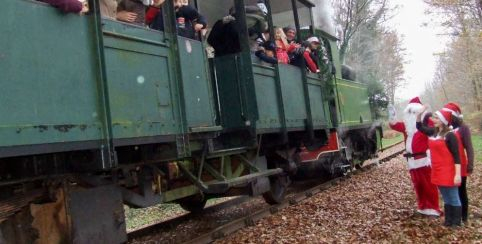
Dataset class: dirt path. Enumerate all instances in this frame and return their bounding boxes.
[217,156,482,243]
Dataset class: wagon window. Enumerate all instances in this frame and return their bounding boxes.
[197,0,234,30]
[270,0,296,30]
[295,2,312,32]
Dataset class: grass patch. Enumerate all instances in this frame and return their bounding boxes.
[382,133,403,148]
[471,133,482,163]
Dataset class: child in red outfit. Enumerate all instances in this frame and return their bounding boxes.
[274,28,297,64]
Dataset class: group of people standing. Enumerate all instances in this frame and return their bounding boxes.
[389,97,474,227]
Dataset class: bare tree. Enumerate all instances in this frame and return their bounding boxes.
[377,31,406,104]
[333,0,389,63]
[423,0,482,112]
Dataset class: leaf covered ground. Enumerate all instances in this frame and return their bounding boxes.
[217,156,482,243]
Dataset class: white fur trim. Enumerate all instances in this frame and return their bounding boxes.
[418,209,440,216]
[404,103,423,114]
[435,111,448,125]
[407,156,430,169]
[442,107,463,118]
[405,134,413,153]
[442,107,457,116]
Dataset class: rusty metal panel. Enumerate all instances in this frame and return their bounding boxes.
[67,185,126,244]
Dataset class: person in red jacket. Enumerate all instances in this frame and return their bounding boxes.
[442,102,474,223]
[416,107,462,227]
[39,0,89,14]
[304,37,320,73]
[388,97,441,216]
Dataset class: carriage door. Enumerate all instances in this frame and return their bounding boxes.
[175,1,218,132]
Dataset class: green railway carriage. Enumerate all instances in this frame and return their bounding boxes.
[0,0,381,242]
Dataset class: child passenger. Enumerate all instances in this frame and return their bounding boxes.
[255,41,278,64]
[274,28,298,64]
[416,106,462,227]
[303,36,320,73]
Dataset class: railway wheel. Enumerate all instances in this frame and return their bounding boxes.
[262,175,289,205]
[178,194,207,213]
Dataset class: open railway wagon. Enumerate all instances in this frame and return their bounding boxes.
[0,0,381,242]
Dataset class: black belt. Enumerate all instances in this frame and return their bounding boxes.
[403,152,427,158]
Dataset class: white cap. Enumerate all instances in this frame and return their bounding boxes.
[306,37,320,43]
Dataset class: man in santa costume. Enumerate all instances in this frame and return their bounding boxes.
[388,97,441,216]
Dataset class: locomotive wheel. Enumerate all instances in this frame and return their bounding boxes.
[262,175,288,205]
[177,194,207,213]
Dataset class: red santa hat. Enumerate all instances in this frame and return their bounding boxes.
[434,110,452,126]
[442,102,463,118]
[409,97,422,104]
[404,96,424,115]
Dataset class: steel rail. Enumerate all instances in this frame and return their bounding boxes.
[127,196,250,240]
[185,142,404,244]
[127,142,404,243]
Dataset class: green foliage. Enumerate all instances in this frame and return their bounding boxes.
[381,134,403,148]
[332,0,404,120]
[367,77,389,119]
[472,133,482,163]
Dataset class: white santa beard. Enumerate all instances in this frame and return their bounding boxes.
[403,103,423,154]
[403,111,419,136]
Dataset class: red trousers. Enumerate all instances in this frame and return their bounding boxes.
[409,166,440,212]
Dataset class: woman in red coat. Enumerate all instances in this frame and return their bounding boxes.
[416,106,462,227]
[442,102,474,223]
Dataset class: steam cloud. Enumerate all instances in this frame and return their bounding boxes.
[311,0,336,37]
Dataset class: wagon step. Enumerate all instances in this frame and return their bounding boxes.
[204,168,283,194]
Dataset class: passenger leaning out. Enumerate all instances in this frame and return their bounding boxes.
[117,0,162,25]
[290,37,320,73]
[416,106,462,227]
[149,0,207,39]
[255,41,278,64]
[283,26,297,44]
[274,28,298,64]
[39,0,89,14]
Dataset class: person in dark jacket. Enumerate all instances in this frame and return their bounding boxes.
[208,15,241,57]
[442,102,474,223]
[255,41,278,64]
[290,37,320,73]
[150,0,207,39]
[39,0,89,14]
[416,106,462,227]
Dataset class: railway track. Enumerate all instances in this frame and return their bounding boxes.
[128,142,405,243]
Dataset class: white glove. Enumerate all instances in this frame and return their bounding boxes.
[388,105,397,123]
